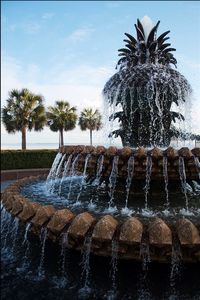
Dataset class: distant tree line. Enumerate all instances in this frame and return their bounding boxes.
[2,88,103,149]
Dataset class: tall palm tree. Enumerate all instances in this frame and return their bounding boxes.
[79,108,103,145]
[2,88,46,150]
[47,101,77,147]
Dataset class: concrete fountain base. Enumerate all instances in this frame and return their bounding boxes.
[1,175,200,263]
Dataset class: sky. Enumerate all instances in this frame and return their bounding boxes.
[1,1,200,147]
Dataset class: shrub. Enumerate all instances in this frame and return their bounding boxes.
[1,150,57,170]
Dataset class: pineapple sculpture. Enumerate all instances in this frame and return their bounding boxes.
[103,17,191,147]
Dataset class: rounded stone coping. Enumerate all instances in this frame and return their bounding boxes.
[59,145,200,159]
[1,168,50,182]
[57,145,200,182]
[1,175,200,263]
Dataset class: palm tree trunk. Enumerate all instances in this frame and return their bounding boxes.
[60,129,64,147]
[90,129,92,146]
[21,127,26,150]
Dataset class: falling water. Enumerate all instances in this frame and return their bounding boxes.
[125,156,134,209]
[75,154,91,204]
[169,234,182,298]
[163,156,170,211]
[80,235,92,292]
[67,154,81,200]
[38,227,48,277]
[1,207,9,232]
[46,152,62,181]
[23,223,32,245]
[144,155,153,210]
[140,241,151,272]
[60,233,69,274]
[179,156,189,212]
[10,217,20,255]
[108,156,119,208]
[50,153,66,193]
[2,213,12,249]
[110,237,119,292]
[46,152,63,190]
[94,155,104,185]
[58,154,73,196]
[19,223,32,270]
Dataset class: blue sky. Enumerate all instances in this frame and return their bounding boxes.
[1,1,200,147]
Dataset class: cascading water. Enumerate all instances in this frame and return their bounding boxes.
[94,155,104,185]
[163,156,170,212]
[108,156,119,210]
[60,233,69,275]
[38,227,48,277]
[46,152,63,192]
[23,223,32,245]
[10,218,20,254]
[75,154,91,205]
[110,236,119,292]
[79,234,92,295]
[121,155,134,215]
[103,18,192,148]
[50,153,66,193]
[58,154,73,196]
[67,154,81,200]
[143,155,153,214]
[179,156,189,213]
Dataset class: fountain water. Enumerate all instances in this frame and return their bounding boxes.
[38,227,48,277]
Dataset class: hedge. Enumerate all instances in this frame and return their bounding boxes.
[1,150,57,170]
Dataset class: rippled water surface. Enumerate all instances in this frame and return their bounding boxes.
[1,179,200,299]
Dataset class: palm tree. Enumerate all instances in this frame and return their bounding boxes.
[78,108,103,145]
[47,101,77,147]
[2,88,46,150]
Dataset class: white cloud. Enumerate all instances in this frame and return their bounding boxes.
[24,22,41,34]
[67,26,95,42]
[42,12,55,20]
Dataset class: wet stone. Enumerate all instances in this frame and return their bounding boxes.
[148,218,172,246]
[47,209,74,235]
[18,201,40,222]
[31,205,56,227]
[92,215,118,242]
[67,212,95,238]
[10,195,27,216]
[176,218,200,245]
[119,217,143,245]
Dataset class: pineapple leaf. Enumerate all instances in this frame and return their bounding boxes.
[158,43,171,51]
[147,21,160,47]
[157,30,170,44]
[137,18,145,36]
[134,24,145,41]
[124,33,137,45]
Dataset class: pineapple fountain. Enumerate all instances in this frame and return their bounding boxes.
[1,16,200,298]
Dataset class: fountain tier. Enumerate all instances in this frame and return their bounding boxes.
[1,145,200,263]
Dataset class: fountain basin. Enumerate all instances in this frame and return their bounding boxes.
[2,173,200,263]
